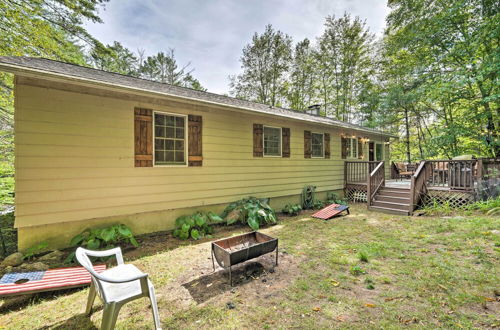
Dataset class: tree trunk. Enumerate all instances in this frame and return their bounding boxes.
[404,107,411,163]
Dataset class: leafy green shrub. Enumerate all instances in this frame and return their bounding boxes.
[65,224,139,263]
[282,203,302,216]
[313,200,325,209]
[23,241,48,260]
[423,196,500,216]
[462,197,500,213]
[221,197,277,230]
[421,199,453,216]
[326,192,346,205]
[173,211,222,240]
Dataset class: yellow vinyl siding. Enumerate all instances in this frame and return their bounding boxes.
[14,81,389,234]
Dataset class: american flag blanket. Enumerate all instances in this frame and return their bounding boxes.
[0,265,106,297]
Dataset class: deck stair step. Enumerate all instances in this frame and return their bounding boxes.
[378,189,410,198]
[370,186,411,215]
[372,200,409,211]
[369,205,410,215]
[374,195,410,203]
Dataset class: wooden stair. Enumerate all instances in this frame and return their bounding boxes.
[370,187,411,215]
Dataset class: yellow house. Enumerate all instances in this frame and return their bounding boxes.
[0,57,395,250]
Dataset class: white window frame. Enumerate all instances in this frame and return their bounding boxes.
[263,125,282,157]
[375,142,384,162]
[347,137,358,159]
[153,110,188,167]
[311,132,325,158]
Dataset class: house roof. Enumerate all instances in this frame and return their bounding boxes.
[0,56,396,138]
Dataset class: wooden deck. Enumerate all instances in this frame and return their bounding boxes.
[345,158,500,215]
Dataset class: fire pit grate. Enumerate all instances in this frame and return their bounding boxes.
[211,231,278,286]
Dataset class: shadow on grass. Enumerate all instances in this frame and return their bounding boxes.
[35,313,97,330]
[182,261,269,303]
[0,287,86,315]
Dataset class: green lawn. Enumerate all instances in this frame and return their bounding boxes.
[0,205,498,329]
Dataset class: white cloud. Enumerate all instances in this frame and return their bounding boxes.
[85,0,389,94]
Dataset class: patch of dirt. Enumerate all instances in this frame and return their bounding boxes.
[155,241,302,314]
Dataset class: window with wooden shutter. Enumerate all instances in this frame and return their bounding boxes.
[134,108,153,167]
[154,112,187,166]
[324,133,330,158]
[253,124,263,157]
[282,127,290,158]
[358,138,364,159]
[304,130,312,158]
[341,137,347,159]
[188,115,202,166]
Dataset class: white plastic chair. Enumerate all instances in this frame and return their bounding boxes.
[76,247,161,330]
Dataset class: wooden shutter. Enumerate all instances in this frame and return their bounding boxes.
[304,130,312,158]
[358,137,363,159]
[282,127,290,158]
[341,137,347,159]
[324,133,330,159]
[134,108,153,167]
[188,115,203,166]
[253,124,263,157]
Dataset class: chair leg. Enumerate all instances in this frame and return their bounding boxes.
[101,302,121,330]
[85,281,97,316]
[148,285,162,330]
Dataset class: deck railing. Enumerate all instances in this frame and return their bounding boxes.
[367,162,385,207]
[425,160,476,190]
[345,161,379,184]
[409,161,431,214]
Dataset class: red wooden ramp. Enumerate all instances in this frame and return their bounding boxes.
[312,204,350,220]
[0,265,106,297]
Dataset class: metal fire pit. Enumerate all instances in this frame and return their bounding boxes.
[211,231,278,286]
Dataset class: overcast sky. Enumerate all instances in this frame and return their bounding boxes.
[85,0,389,94]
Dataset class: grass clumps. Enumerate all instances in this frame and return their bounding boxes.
[358,250,369,263]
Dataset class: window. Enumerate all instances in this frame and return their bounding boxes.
[263,126,281,156]
[346,138,357,158]
[312,132,324,158]
[375,143,383,161]
[154,112,187,166]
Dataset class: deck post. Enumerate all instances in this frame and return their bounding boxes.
[366,164,371,208]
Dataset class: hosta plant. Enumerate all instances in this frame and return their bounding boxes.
[282,203,302,216]
[173,211,223,240]
[65,224,139,263]
[221,197,277,230]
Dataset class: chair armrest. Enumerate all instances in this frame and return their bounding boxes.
[83,247,124,265]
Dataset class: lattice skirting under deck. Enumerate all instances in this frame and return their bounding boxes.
[422,190,476,208]
[345,184,367,203]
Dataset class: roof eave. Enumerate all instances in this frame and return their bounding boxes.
[0,61,398,139]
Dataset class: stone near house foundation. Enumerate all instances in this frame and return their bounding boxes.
[1,252,24,267]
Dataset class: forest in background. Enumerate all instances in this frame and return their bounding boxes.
[0,0,498,208]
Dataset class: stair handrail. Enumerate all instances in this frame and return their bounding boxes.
[367,161,385,207]
[409,161,429,214]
